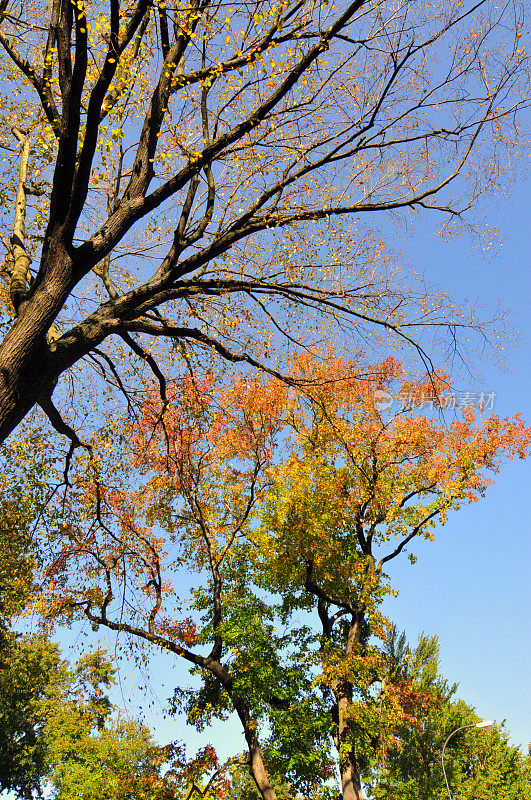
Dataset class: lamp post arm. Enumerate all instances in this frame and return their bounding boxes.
[441,723,476,800]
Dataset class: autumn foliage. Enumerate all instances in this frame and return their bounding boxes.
[31,354,530,800]
[0,0,529,791]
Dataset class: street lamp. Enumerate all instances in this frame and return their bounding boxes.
[441,720,494,800]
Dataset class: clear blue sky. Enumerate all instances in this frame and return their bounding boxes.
[381,176,531,750]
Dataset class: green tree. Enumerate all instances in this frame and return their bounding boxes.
[47,690,237,800]
[0,635,195,800]
[0,633,65,798]
[0,431,60,797]
[0,430,53,635]
[0,638,117,799]
[366,629,531,800]
[46,714,174,800]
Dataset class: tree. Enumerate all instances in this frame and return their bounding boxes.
[0,632,222,800]
[0,633,65,798]
[44,650,238,800]
[366,629,531,800]
[0,635,120,799]
[0,429,53,634]
[46,709,185,800]
[0,0,528,444]
[254,354,531,799]
[226,632,531,800]
[0,430,63,796]
[40,370,290,800]
[34,356,530,800]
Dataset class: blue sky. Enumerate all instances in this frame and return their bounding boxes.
[381,175,531,750]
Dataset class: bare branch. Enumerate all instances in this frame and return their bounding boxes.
[9,129,30,313]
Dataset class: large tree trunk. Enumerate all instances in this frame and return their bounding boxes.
[0,241,96,443]
[0,311,53,442]
[340,749,367,800]
[335,692,367,800]
[333,612,367,800]
[0,151,65,441]
[233,697,276,800]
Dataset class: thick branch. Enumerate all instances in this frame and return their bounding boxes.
[10,129,30,313]
[304,560,355,613]
[376,508,442,571]
[82,605,233,686]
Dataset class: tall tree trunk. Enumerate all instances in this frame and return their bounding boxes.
[0,242,98,443]
[340,747,367,800]
[0,313,52,442]
[335,692,367,800]
[0,132,60,443]
[333,612,367,800]
[233,697,276,800]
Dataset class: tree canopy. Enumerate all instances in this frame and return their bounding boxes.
[0,633,64,798]
[0,0,528,444]
[0,430,53,626]
[0,632,231,800]
[0,637,120,799]
[32,355,530,800]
